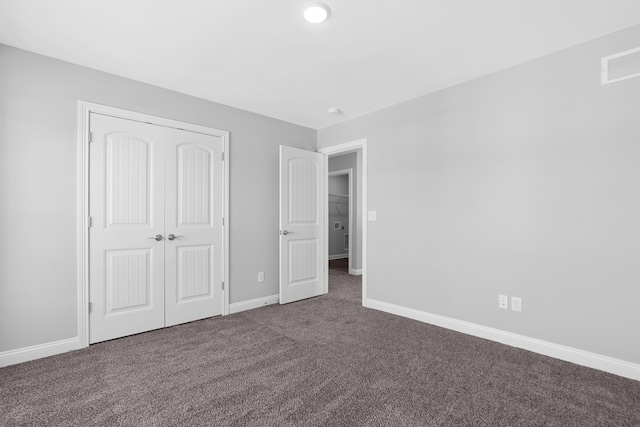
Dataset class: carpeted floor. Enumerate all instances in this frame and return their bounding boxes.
[2,270,640,426]
[328,257,349,273]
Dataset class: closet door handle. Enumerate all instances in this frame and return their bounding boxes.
[148,234,163,241]
[167,234,183,241]
[281,230,294,235]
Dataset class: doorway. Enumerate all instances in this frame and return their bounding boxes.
[320,139,368,305]
[77,102,230,347]
[328,169,352,274]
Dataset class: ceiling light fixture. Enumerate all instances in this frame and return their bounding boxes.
[328,107,342,115]
[303,2,330,23]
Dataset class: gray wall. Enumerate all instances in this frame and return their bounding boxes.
[328,175,349,257]
[328,174,349,195]
[329,153,362,270]
[0,44,316,352]
[319,25,640,364]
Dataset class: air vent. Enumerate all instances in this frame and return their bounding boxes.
[602,47,640,84]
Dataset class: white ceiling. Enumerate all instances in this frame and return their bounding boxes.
[2,0,640,129]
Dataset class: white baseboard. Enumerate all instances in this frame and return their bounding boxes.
[365,299,640,382]
[229,294,279,314]
[328,254,348,260]
[350,269,362,276]
[0,337,80,368]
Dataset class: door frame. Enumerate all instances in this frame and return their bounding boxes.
[319,139,368,305]
[76,101,230,348]
[328,169,353,274]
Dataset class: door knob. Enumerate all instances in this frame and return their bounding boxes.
[148,234,163,241]
[167,234,183,241]
[281,230,294,235]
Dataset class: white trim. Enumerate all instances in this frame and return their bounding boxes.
[229,295,279,314]
[366,299,640,381]
[222,127,230,315]
[328,254,349,260]
[79,101,229,135]
[77,104,90,348]
[319,139,368,304]
[77,101,231,348]
[351,269,362,276]
[323,157,329,293]
[0,338,80,368]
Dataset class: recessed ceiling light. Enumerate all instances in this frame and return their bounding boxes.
[303,2,330,24]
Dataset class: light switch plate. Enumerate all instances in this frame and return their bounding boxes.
[511,297,522,312]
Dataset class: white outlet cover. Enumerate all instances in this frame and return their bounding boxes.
[498,295,509,309]
[368,211,377,221]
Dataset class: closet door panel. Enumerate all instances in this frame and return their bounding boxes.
[164,128,223,326]
[89,113,165,344]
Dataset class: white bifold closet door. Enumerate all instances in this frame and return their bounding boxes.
[89,113,223,344]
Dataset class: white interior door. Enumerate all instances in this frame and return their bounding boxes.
[89,113,224,344]
[89,114,166,343]
[279,146,325,304]
[164,127,223,326]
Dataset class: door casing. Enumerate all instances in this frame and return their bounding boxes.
[77,101,230,348]
[319,139,368,305]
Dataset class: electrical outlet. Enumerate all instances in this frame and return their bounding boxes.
[368,211,377,221]
[258,272,265,283]
[511,297,522,312]
[498,295,509,309]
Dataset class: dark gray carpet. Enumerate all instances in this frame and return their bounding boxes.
[328,258,349,273]
[2,270,639,426]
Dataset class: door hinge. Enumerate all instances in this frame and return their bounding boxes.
[88,131,93,143]
[89,302,93,313]
[87,216,93,228]
[221,152,225,161]
[222,282,225,290]
[222,217,224,226]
